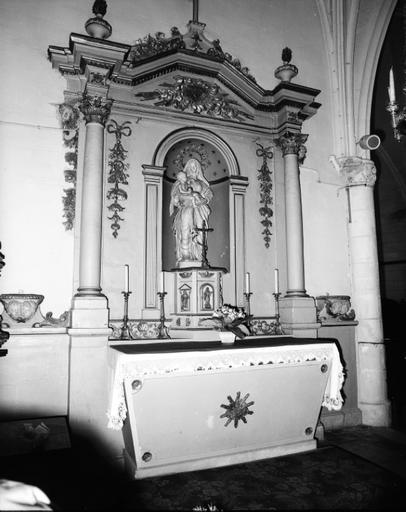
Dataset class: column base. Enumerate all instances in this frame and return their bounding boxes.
[279,296,320,338]
[71,294,110,329]
[357,341,391,426]
[320,407,363,430]
[359,401,391,427]
[68,330,123,460]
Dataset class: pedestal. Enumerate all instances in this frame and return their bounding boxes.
[68,330,122,461]
[358,341,391,426]
[171,269,223,330]
[279,296,320,338]
[70,295,110,329]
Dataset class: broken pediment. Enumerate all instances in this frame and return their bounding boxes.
[48,2,321,130]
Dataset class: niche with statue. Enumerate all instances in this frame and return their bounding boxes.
[161,137,230,328]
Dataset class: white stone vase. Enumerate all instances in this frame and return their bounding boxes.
[218,330,236,344]
[274,63,298,82]
[0,293,44,327]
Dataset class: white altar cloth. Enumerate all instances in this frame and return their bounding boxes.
[107,339,344,430]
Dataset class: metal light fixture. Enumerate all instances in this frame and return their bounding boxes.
[386,67,406,141]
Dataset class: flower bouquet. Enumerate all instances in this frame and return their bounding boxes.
[199,304,252,339]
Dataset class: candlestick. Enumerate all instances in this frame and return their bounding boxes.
[274,268,279,294]
[388,67,396,103]
[243,291,253,327]
[124,264,129,293]
[272,291,284,335]
[119,290,135,339]
[157,291,170,339]
[245,272,250,294]
[219,272,224,307]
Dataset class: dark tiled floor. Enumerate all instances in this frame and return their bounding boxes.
[322,425,406,481]
[1,424,406,510]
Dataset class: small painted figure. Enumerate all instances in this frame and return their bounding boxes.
[180,289,190,311]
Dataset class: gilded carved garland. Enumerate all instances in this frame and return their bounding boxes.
[106,120,132,238]
[256,143,274,248]
[58,103,80,230]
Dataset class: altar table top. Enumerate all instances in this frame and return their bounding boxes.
[110,336,337,354]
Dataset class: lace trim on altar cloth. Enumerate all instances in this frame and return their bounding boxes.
[107,344,344,430]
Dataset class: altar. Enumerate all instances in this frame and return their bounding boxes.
[107,337,343,479]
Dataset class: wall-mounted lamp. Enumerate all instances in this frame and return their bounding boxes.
[357,134,381,151]
[386,67,406,141]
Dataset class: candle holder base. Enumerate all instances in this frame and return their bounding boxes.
[119,323,134,340]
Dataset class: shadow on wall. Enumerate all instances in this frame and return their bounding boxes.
[381,298,406,340]
[382,298,406,432]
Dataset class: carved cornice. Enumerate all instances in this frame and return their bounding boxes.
[128,22,257,84]
[274,131,308,156]
[329,156,377,187]
[79,93,112,125]
[48,34,321,127]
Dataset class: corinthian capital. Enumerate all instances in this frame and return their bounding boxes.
[79,93,112,125]
[274,131,308,156]
[329,156,377,187]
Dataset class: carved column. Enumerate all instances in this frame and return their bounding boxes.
[334,156,390,426]
[275,131,308,296]
[274,131,319,337]
[71,94,112,328]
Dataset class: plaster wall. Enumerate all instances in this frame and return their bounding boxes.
[0,0,75,316]
[0,331,69,420]
[300,168,350,298]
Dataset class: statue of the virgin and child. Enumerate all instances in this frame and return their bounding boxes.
[169,158,213,267]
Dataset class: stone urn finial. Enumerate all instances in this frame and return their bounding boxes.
[85,0,112,39]
[274,47,298,83]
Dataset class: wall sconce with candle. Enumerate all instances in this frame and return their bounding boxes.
[386,67,406,141]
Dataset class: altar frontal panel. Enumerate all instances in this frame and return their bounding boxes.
[123,359,330,478]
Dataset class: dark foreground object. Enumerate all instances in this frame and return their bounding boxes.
[2,440,404,510]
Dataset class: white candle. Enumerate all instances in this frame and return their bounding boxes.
[124,264,129,293]
[245,272,250,293]
[388,67,396,103]
[160,271,165,293]
[274,268,279,294]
